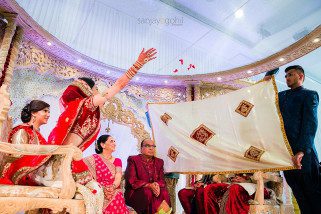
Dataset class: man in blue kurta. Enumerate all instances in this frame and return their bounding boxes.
[265,65,321,214]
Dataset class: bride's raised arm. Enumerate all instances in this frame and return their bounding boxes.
[93,48,157,106]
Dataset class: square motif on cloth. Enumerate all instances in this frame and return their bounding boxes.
[160,113,172,125]
[168,146,179,162]
[235,100,254,117]
[190,124,215,145]
[244,146,265,161]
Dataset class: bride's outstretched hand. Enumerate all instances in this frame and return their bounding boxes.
[137,48,157,64]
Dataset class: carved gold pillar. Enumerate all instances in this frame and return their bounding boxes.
[0,13,17,80]
[194,84,201,100]
[185,84,193,102]
[0,22,22,136]
[3,26,23,86]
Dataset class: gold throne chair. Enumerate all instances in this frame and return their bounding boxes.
[0,141,86,214]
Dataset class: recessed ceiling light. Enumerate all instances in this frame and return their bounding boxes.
[234,9,244,18]
[47,42,52,46]
[217,77,222,81]
[313,38,320,43]
[164,80,168,84]
[77,59,82,63]
[278,58,285,62]
[247,70,253,74]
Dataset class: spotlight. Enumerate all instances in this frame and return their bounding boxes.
[234,9,244,18]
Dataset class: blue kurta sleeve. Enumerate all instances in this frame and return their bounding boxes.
[297,91,319,153]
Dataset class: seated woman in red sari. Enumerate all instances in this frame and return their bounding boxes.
[0,100,50,185]
[83,135,129,214]
[204,173,271,214]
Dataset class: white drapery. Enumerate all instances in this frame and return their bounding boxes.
[148,78,295,174]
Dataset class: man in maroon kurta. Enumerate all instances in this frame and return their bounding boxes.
[124,139,170,214]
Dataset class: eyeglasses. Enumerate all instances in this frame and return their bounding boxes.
[142,144,156,148]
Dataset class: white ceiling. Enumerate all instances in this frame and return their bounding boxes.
[16,0,321,76]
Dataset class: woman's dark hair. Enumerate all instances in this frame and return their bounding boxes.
[21,100,50,123]
[79,77,95,89]
[95,134,111,154]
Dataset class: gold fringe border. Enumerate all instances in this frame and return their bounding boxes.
[167,165,296,175]
[270,76,295,157]
[71,80,93,97]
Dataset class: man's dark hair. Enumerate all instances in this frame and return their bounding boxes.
[79,77,95,88]
[285,65,305,75]
[140,138,151,148]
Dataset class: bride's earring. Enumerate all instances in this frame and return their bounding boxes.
[31,115,36,124]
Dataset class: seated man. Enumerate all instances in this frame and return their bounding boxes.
[124,139,170,214]
[204,173,271,214]
[178,174,214,214]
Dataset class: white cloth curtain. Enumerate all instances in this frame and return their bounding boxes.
[148,78,294,174]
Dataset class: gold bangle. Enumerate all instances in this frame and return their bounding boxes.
[131,66,138,72]
[135,61,143,67]
[125,68,136,79]
[133,64,140,70]
[125,72,132,79]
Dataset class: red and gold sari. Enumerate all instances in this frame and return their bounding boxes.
[0,125,50,185]
[48,79,100,151]
[84,154,129,214]
[48,80,101,183]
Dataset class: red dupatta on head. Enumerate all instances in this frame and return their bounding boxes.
[48,79,100,151]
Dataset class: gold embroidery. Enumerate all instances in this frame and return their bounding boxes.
[65,117,69,122]
[73,170,92,185]
[168,146,179,162]
[11,129,29,145]
[12,156,51,184]
[244,146,265,161]
[235,100,254,117]
[72,116,99,139]
[160,113,172,125]
[190,124,215,145]
[71,79,93,97]
[84,97,98,112]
